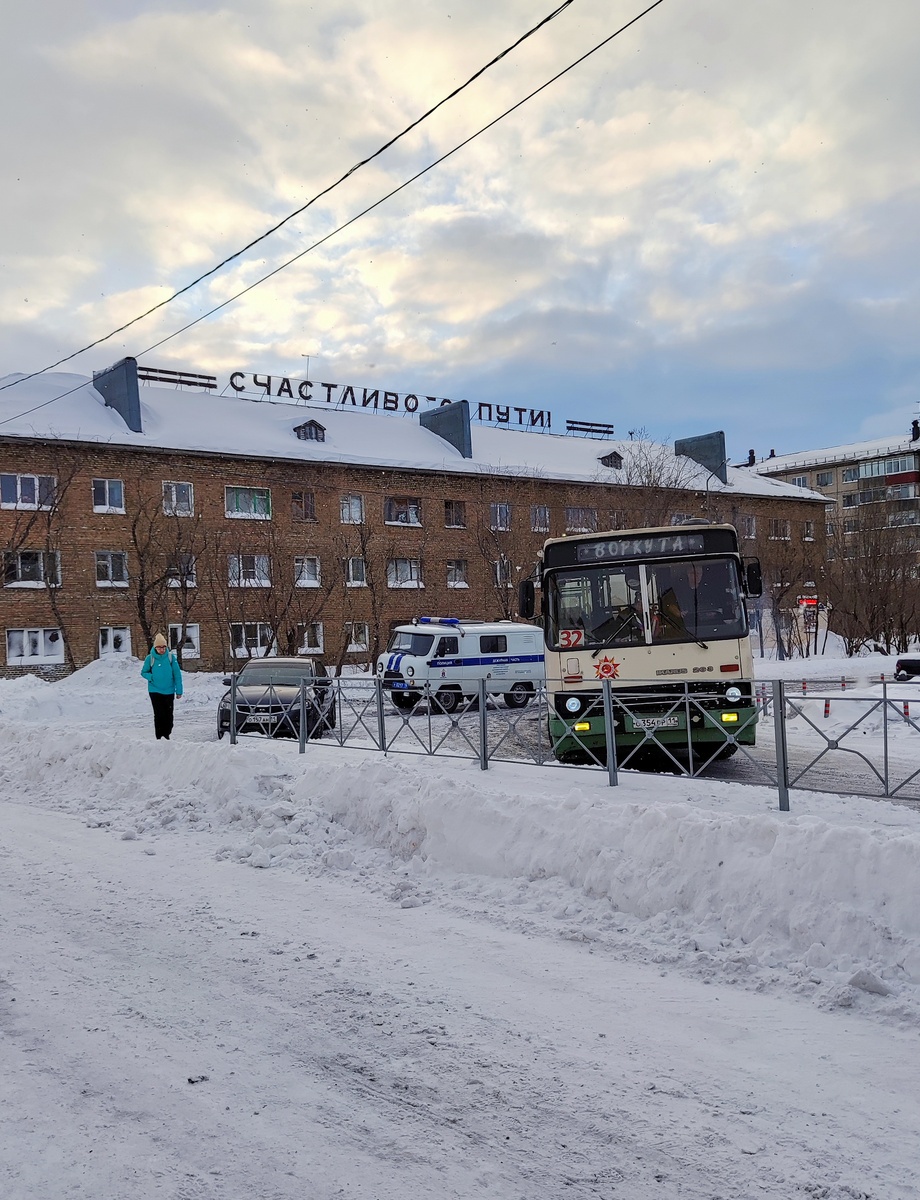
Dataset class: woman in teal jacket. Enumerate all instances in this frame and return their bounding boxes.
[140,632,183,740]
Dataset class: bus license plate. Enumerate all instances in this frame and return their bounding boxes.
[631,715,680,730]
[390,681,409,689]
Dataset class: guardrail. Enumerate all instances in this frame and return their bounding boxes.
[221,675,920,812]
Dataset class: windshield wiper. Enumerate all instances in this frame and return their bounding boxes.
[657,608,708,651]
[590,611,643,657]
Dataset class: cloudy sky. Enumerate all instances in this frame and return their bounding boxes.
[2,0,919,461]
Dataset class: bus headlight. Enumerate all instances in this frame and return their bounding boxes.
[406,666,414,677]
[564,696,582,714]
[725,686,742,703]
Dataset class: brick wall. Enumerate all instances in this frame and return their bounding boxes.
[1,437,825,674]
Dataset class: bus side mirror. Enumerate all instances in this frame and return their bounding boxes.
[744,559,763,598]
[518,579,535,620]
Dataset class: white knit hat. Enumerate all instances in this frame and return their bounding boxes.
[153,633,168,648]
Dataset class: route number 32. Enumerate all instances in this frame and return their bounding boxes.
[559,628,584,648]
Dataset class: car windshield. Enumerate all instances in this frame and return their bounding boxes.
[386,632,435,656]
[238,664,316,685]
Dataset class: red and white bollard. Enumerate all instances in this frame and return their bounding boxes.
[802,679,808,695]
[904,701,911,722]
[841,676,847,691]
[824,698,831,719]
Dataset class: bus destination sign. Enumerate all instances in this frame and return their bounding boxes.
[575,533,706,563]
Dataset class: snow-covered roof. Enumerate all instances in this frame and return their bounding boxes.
[0,370,823,503]
[752,432,920,474]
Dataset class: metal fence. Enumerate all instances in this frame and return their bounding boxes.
[222,675,920,812]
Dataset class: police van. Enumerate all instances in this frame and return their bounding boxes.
[376,617,544,712]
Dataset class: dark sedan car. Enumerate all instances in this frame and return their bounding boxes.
[894,657,920,682]
[217,657,336,740]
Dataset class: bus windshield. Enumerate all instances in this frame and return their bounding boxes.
[547,557,747,649]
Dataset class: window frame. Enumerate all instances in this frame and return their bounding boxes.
[345,621,370,653]
[531,505,550,534]
[489,501,512,532]
[6,626,65,666]
[444,499,467,529]
[228,553,272,588]
[92,478,125,513]
[162,481,194,517]
[95,549,129,587]
[292,490,317,522]
[447,559,469,589]
[340,494,365,525]
[230,621,276,658]
[4,550,61,588]
[564,506,598,534]
[99,626,132,656]
[225,485,272,520]
[345,556,367,587]
[384,496,422,527]
[294,555,321,588]
[166,552,196,589]
[387,557,424,588]
[168,623,201,658]
[0,473,56,511]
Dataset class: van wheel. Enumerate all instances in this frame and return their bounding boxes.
[434,688,461,714]
[391,691,420,711]
[504,682,532,709]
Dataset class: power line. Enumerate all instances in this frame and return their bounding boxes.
[1,0,667,428]
[138,0,667,357]
[0,1,574,395]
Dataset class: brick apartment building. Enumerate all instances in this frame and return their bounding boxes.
[0,359,825,674]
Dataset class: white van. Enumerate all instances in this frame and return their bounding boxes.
[376,618,544,712]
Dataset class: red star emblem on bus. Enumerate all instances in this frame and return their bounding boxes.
[594,656,620,680]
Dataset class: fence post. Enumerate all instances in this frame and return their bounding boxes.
[230,672,238,745]
[478,678,489,771]
[299,681,307,754]
[375,677,388,755]
[772,680,790,812]
[882,680,890,795]
[602,679,618,787]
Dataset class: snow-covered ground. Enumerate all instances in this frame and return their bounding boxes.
[1,657,919,1199]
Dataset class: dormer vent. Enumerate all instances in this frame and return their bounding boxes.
[294,419,326,442]
[599,450,623,469]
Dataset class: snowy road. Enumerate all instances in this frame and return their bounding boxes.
[2,798,917,1200]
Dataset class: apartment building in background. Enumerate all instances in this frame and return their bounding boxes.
[0,359,825,675]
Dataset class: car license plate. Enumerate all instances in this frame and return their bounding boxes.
[390,681,409,689]
[248,713,274,724]
[631,715,680,730]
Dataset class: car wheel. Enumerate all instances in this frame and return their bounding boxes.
[433,688,462,714]
[391,691,420,711]
[503,682,532,709]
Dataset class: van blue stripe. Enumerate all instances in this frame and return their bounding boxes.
[428,654,544,668]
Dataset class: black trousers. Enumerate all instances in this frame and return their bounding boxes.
[150,692,175,740]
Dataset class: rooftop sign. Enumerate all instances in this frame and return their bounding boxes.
[225,371,552,431]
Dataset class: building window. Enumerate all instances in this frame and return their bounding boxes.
[447,559,468,589]
[4,550,60,588]
[804,520,815,541]
[292,490,317,522]
[228,554,271,587]
[95,550,128,587]
[843,519,859,534]
[225,486,271,519]
[387,558,423,588]
[384,496,422,526]
[230,622,275,658]
[299,622,324,654]
[166,552,196,588]
[841,494,858,508]
[0,473,56,510]
[842,466,859,483]
[493,557,513,587]
[815,471,834,487]
[599,451,623,469]
[169,623,200,658]
[340,494,364,524]
[489,502,511,531]
[790,475,809,488]
[740,515,756,539]
[293,419,325,442]
[531,505,550,533]
[345,621,369,652]
[345,556,366,587]
[92,478,125,513]
[163,481,194,516]
[444,500,466,528]
[6,627,64,666]
[769,519,790,540]
[99,626,132,656]
[565,506,597,533]
[295,555,321,587]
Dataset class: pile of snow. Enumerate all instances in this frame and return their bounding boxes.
[2,657,919,1027]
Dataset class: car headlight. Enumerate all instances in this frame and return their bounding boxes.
[725,686,742,703]
[406,666,414,677]
[564,696,582,714]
